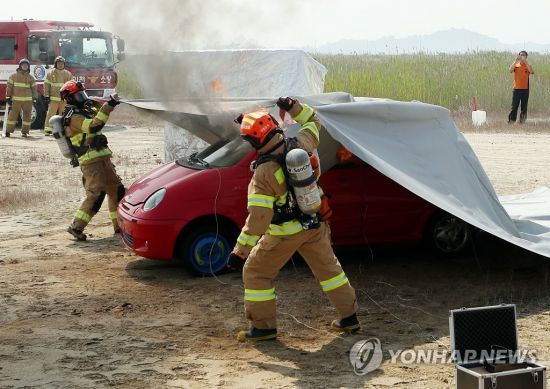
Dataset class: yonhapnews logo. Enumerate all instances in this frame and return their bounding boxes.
[349,337,383,376]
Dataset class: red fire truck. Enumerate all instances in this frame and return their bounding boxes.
[0,20,125,129]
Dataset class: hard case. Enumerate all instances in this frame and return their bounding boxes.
[449,304,546,389]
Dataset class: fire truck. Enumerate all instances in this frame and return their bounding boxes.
[0,20,125,129]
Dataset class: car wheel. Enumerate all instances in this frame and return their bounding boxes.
[177,223,237,276]
[31,97,46,130]
[425,211,471,256]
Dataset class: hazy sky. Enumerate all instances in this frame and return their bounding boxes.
[4,0,550,48]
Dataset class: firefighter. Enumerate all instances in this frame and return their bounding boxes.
[43,56,72,136]
[227,97,360,342]
[5,58,37,137]
[59,80,126,241]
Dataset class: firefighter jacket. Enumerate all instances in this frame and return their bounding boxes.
[234,102,321,256]
[6,69,37,102]
[64,102,115,166]
[44,69,73,101]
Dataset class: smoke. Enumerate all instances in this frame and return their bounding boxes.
[99,0,304,52]
[96,0,306,101]
[95,1,307,145]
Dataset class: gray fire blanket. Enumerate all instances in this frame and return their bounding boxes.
[126,92,550,258]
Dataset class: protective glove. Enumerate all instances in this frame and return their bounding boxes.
[234,113,244,125]
[227,252,246,271]
[107,93,121,107]
[44,96,50,105]
[276,96,296,112]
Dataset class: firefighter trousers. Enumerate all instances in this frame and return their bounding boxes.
[243,222,358,329]
[44,100,66,134]
[71,158,125,233]
[6,101,32,134]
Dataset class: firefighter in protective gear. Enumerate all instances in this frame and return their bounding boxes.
[60,80,126,241]
[43,56,72,136]
[5,58,37,137]
[229,97,360,342]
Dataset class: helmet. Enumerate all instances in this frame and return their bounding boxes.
[238,111,280,149]
[18,58,30,69]
[54,56,66,68]
[60,80,90,106]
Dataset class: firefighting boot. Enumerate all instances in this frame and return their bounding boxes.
[21,132,28,138]
[67,226,87,241]
[112,219,121,234]
[331,313,360,333]
[237,328,277,343]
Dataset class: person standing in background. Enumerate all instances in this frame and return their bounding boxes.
[5,58,36,137]
[43,56,73,136]
[508,51,534,124]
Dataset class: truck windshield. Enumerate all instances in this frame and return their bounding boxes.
[179,136,253,169]
[58,32,114,68]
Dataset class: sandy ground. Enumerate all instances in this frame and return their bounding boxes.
[1,106,550,388]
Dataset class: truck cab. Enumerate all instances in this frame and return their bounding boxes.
[0,20,125,128]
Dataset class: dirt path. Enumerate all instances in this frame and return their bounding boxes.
[1,111,550,388]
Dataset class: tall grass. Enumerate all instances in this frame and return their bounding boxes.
[115,52,550,112]
[316,52,550,112]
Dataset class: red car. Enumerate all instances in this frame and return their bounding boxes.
[118,136,471,275]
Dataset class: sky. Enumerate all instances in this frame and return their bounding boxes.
[4,0,550,50]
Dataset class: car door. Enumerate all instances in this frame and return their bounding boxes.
[362,164,433,243]
[320,162,366,245]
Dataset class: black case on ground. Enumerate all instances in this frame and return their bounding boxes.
[449,304,546,389]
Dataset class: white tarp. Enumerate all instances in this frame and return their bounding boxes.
[145,50,327,161]
[126,93,550,259]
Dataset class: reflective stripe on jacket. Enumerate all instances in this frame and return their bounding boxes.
[44,69,73,99]
[65,103,115,165]
[234,102,322,256]
[6,69,37,99]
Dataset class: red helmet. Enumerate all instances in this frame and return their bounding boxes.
[238,111,280,149]
[60,80,90,106]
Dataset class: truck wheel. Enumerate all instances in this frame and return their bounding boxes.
[176,222,237,276]
[425,211,471,256]
[31,97,46,130]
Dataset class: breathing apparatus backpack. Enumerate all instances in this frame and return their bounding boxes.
[50,114,79,167]
[253,137,331,230]
[51,105,108,168]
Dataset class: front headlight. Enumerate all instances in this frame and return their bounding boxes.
[144,188,166,211]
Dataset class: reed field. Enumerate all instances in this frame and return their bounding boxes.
[317,52,550,112]
[116,52,550,112]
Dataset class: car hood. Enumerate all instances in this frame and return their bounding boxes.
[123,162,201,205]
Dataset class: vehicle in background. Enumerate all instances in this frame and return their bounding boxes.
[0,20,125,128]
[117,136,472,276]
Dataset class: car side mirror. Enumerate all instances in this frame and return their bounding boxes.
[117,38,125,53]
[117,52,126,61]
[38,38,48,52]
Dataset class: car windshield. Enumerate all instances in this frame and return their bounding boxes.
[179,136,253,169]
[58,32,114,68]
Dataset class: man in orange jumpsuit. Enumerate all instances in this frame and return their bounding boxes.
[508,51,534,124]
[227,97,360,342]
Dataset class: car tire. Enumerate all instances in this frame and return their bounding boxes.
[31,97,47,130]
[176,222,237,276]
[425,211,472,256]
